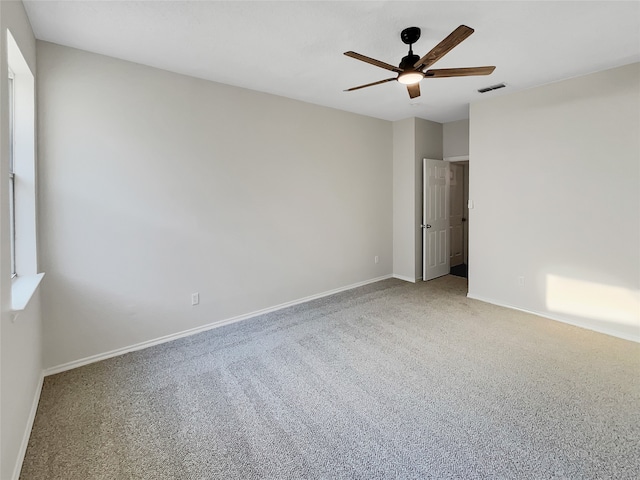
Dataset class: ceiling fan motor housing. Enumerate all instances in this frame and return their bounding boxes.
[399,53,420,70]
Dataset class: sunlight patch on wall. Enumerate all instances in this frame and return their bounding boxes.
[546,274,640,327]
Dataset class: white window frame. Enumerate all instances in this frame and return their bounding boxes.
[8,68,16,278]
[7,29,43,313]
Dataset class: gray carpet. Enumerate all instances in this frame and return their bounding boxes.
[20,276,640,479]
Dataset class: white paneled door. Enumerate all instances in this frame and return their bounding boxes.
[423,158,450,281]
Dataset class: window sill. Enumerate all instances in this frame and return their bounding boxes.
[11,272,45,312]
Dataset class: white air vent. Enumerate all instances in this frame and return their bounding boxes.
[478,83,506,93]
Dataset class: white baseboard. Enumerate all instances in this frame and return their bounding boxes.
[467,293,640,343]
[44,274,394,376]
[393,274,417,283]
[12,372,44,480]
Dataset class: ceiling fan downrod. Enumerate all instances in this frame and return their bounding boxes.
[398,27,422,83]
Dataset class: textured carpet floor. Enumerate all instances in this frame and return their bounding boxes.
[21,276,640,479]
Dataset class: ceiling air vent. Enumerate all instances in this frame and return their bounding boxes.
[477,82,506,93]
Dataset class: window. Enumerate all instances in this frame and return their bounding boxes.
[8,69,16,277]
[7,29,42,311]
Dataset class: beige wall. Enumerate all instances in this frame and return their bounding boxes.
[0,2,43,479]
[443,119,469,159]
[392,117,442,282]
[392,118,415,281]
[37,41,394,369]
[469,62,640,341]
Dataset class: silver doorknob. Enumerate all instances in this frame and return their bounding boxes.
[420,224,432,229]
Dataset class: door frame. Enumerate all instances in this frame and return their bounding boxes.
[444,155,470,279]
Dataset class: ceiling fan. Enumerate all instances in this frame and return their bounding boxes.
[344,25,495,99]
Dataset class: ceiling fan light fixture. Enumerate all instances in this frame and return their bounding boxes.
[344,25,494,99]
[397,71,423,85]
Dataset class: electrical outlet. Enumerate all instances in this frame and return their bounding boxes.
[517,276,525,287]
[374,256,379,264]
[191,292,199,306]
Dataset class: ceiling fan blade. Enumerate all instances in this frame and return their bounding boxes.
[344,51,402,73]
[424,66,496,78]
[407,83,421,99]
[414,25,474,70]
[344,77,397,92]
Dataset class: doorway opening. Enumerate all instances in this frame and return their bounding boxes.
[422,157,470,286]
[448,160,469,279]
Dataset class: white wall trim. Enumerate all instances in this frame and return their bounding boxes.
[392,274,416,283]
[467,293,640,344]
[11,372,44,480]
[44,274,393,376]
[444,155,469,162]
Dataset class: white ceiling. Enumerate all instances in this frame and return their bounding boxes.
[23,1,640,123]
